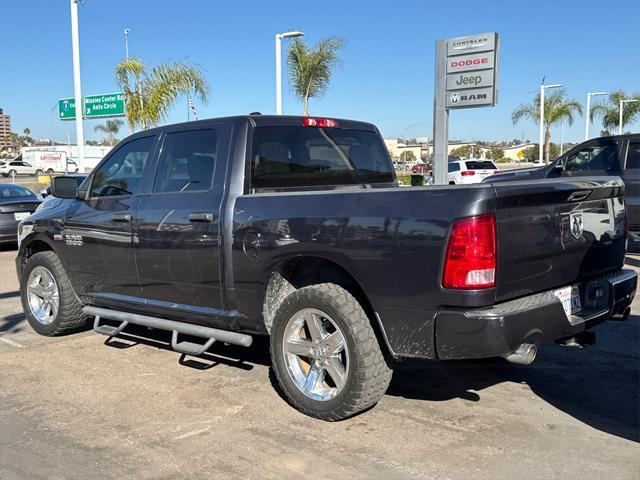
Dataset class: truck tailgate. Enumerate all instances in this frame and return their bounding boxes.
[492,177,626,302]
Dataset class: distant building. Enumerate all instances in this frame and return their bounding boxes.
[0,108,10,149]
[384,138,423,162]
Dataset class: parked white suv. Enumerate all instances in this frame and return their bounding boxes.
[448,160,499,184]
[0,160,37,177]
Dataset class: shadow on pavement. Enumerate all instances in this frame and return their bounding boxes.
[388,314,639,443]
[0,291,20,300]
[0,313,26,334]
[101,324,271,372]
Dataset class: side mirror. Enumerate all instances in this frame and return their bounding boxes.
[51,176,79,199]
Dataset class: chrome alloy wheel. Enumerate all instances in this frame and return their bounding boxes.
[282,308,349,401]
[27,266,60,325]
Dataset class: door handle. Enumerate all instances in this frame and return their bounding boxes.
[112,212,132,222]
[188,212,215,223]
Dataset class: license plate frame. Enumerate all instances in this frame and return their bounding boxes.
[554,285,582,323]
[14,212,30,221]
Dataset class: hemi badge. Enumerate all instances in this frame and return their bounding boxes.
[53,234,63,241]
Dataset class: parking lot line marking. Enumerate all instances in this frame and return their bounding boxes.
[173,427,211,440]
[0,337,24,348]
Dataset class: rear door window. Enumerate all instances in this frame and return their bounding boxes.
[563,142,620,175]
[448,163,460,173]
[153,129,221,193]
[250,126,394,189]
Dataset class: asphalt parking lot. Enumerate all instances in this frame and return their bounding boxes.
[1,245,638,480]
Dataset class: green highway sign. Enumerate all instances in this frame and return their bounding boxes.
[84,92,125,118]
[58,97,77,120]
[58,92,125,120]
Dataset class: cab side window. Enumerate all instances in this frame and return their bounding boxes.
[153,129,219,193]
[626,141,640,170]
[564,143,620,174]
[90,136,155,197]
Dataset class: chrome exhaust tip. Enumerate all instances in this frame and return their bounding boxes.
[503,343,537,365]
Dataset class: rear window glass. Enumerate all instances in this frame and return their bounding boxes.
[250,126,394,189]
[465,161,497,170]
[0,185,36,199]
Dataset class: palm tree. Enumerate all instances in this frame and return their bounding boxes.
[94,119,124,146]
[512,89,582,162]
[23,128,30,136]
[590,91,640,133]
[287,37,343,116]
[115,57,209,131]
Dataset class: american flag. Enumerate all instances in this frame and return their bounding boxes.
[189,98,198,120]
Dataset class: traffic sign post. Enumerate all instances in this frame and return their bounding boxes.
[432,32,499,184]
[58,92,125,120]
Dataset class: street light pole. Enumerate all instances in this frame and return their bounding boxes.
[70,0,84,168]
[619,99,640,135]
[585,92,607,141]
[275,31,305,115]
[124,28,130,59]
[539,82,562,164]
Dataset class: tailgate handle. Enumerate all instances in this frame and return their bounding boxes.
[188,212,215,223]
[112,212,132,222]
[567,190,591,202]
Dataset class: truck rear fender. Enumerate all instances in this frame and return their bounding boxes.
[262,255,394,357]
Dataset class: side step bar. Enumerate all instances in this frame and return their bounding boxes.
[84,306,253,356]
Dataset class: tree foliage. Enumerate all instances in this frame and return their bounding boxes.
[450,145,481,159]
[398,150,417,162]
[485,146,504,160]
[94,119,124,146]
[115,57,209,130]
[287,37,343,116]
[512,89,582,162]
[590,90,640,132]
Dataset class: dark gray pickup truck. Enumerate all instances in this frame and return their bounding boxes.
[16,115,637,420]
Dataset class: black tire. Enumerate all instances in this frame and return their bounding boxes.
[449,181,456,185]
[35,169,43,176]
[270,283,392,421]
[8,169,17,177]
[20,251,87,336]
[46,168,54,175]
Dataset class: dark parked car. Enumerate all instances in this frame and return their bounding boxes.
[0,183,40,244]
[16,116,637,420]
[484,134,640,248]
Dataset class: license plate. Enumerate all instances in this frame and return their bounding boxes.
[14,212,30,221]
[554,285,582,322]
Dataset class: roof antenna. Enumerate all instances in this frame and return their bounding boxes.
[249,111,262,115]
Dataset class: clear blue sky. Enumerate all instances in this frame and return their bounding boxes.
[1,0,639,144]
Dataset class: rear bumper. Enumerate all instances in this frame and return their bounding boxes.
[435,269,637,360]
[0,222,18,243]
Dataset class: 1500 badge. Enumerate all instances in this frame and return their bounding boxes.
[64,234,83,246]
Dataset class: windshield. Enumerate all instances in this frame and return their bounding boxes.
[251,126,394,189]
[465,161,497,170]
[0,185,37,201]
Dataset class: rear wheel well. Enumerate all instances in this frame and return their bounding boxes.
[263,256,391,357]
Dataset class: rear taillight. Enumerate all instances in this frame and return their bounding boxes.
[442,214,496,289]
[461,170,476,176]
[303,117,338,128]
